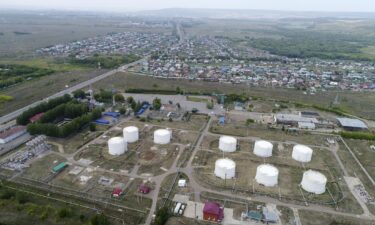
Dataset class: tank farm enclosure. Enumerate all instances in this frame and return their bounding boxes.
[74,121,199,176]
[193,133,348,207]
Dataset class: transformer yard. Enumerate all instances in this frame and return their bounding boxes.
[0,94,375,225]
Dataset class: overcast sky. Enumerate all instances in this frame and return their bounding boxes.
[1,0,374,12]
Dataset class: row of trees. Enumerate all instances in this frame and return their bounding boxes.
[39,102,88,123]
[17,95,72,125]
[340,131,375,141]
[27,108,102,138]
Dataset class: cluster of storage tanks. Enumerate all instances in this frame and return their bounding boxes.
[107,126,139,156]
[214,136,327,194]
[107,126,173,157]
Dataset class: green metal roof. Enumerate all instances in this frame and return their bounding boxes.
[53,162,67,172]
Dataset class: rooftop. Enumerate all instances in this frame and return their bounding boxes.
[337,117,368,129]
[0,126,26,139]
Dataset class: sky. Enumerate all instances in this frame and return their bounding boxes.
[0,0,374,12]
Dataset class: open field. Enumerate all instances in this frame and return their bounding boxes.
[0,69,106,116]
[343,139,375,180]
[49,126,108,154]
[193,134,361,214]
[21,153,67,180]
[299,210,374,225]
[93,73,375,120]
[0,12,171,57]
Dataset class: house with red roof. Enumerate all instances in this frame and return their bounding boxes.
[203,202,224,222]
[139,184,151,194]
[29,113,45,123]
[112,188,123,198]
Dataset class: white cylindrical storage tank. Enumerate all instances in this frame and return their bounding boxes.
[123,126,139,143]
[108,137,127,155]
[154,129,171,144]
[219,136,237,152]
[253,140,273,157]
[301,170,327,194]
[292,145,313,163]
[214,158,236,179]
[255,164,279,187]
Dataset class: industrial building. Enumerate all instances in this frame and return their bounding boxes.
[0,126,27,144]
[274,114,318,126]
[337,117,368,131]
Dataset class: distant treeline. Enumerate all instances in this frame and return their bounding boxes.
[16,95,72,125]
[245,29,375,61]
[13,31,31,35]
[0,64,54,89]
[68,54,140,69]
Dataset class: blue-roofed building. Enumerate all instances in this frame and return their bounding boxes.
[104,112,120,118]
[95,119,110,125]
[219,116,225,125]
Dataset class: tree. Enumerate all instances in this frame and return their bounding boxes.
[206,100,213,109]
[73,90,86,99]
[153,207,170,225]
[91,214,110,225]
[176,86,181,94]
[119,107,126,115]
[153,98,162,110]
[89,123,96,132]
[245,119,255,126]
[127,96,134,104]
[57,208,70,218]
[114,94,125,103]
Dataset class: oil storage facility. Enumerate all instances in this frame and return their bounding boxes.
[292,145,313,163]
[219,136,237,152]
[154,129,171,144]
[255,164,279,187]
[123,126,139,143]
[301,170,327,194]
[214,158,236,179]
[108,137,127,155]
[253,140,273,157]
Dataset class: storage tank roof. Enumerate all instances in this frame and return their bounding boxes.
[294,145,313,153]
[256,140,273,148]
[258,164,278,176]
[124,126,138,132]
[220,136,236,143]
[216,158,236,169]
[304,170,327,184]
[155,129,170,135]
[109,137,124,143]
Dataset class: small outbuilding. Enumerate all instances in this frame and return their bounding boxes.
[112,188,123,197]
[139,184,151,194]
[203,202,224,222]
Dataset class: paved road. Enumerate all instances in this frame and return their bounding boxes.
[0,57,147,125]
